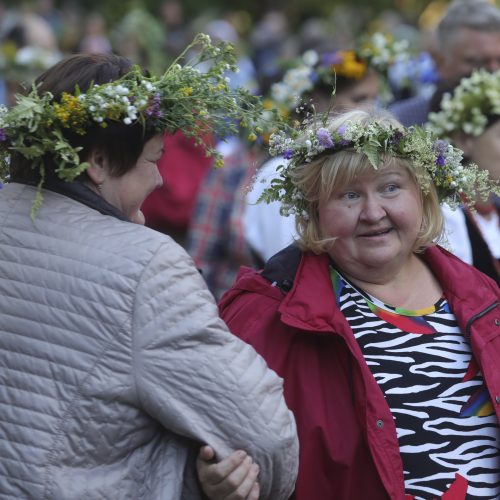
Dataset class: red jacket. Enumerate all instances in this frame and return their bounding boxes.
[219,245,500,500]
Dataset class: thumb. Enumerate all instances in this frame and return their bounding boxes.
[198,445,215,462]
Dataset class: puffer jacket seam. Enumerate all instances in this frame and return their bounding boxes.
[129,242,167,493]
[130,243,165,409]
[41,324,131,499]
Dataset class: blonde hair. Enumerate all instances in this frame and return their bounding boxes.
[290,109,444,253]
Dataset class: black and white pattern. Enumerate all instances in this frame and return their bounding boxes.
[333,270,500,499]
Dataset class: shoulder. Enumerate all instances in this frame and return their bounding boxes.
[219,244,316,338]
[2,182,192,278]
[424,245,499,295]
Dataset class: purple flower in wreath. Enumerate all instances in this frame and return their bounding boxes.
[0,128,7,142]
[145,93,162,118]
[283,149,294,160]
[388,130,403,146]
[433,140,448,166]
[435,154,446,167]
[433,139,448,154]
[336,124,350,146]
[317,127,334,149]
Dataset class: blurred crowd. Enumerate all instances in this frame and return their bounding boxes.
[0,0,442,106]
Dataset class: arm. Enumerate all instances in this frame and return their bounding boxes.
[132,239,298,500]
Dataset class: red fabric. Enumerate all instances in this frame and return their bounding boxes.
[441,473,468,500]
[142,131,213,233]
[219,246,500,500]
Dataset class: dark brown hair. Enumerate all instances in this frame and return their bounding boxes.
[10,53,157,182]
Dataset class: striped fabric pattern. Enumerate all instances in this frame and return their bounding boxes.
[331,266,500,499]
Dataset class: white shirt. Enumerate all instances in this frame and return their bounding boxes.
[244,156,297,262]
[441,203,473,264]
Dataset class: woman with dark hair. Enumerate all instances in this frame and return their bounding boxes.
[0,36,298,499]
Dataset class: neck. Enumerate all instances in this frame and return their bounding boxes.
[339,254,442,309]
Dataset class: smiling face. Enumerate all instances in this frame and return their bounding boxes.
[100,133,164,219]
[318,164,423,281]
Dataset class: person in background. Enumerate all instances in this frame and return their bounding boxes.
[77,11,112,54]
[184,19,262,298]
[389,0,500,126]
[0,37,298,499]
[216,108,500,499]
[143,18,259,251]
[185,134,265,300]
[427,69,500,285]
[245,34,405,263]
[141,130,214,246]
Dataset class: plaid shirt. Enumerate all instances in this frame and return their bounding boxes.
[186,138,262,300]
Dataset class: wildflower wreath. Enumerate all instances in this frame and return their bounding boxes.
[0,33,268,187]
[258,116,499,218]
[427,69,500,137]
[269,32,409,112]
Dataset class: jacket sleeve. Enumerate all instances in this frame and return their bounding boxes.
[131,239,298,500]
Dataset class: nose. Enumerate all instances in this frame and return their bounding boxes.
[154,164,164,188]
[359,194,386,223]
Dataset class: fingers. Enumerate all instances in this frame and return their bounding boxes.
[198,445,215,462]
[224,460,259,500]
[197,449,260,500]
[246,481,260,500]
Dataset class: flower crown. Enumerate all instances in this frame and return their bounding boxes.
[270,32,409,113]
[427,69,500,137]
[0,33,265,189]
[258,116,499,217]
[388,51,438,100]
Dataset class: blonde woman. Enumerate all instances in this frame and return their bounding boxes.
[219,109,499,499]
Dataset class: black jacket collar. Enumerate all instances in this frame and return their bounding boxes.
[17,178,130,222]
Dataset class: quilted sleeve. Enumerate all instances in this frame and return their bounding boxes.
[131,240,298,500]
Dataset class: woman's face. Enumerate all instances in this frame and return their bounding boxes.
[318,165,423,280]
[101,133,164,219]
[334,71,380,111]
[462,120,500,183]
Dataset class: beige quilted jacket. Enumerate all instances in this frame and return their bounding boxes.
[0,182,298,499]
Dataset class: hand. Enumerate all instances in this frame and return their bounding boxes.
[197,445,260,500]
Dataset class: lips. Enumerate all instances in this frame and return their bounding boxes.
[358,227,393,237]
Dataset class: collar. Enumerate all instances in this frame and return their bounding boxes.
[266,245,499,334]
[16,178,130,222]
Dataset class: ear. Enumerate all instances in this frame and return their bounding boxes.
[452,131,474,158]
[86,149,108,185]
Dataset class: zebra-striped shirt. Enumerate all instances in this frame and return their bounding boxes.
[331,266,500,499]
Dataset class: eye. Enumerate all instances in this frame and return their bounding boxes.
[384,183,398,193]
[343,191,359,200]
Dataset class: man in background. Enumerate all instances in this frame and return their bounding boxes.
[389,0,500,126]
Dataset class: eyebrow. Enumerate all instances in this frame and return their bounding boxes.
[377,169,407,178]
